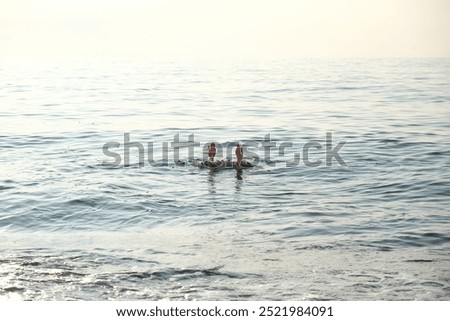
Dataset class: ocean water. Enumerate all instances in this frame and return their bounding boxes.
[0,58,449,300]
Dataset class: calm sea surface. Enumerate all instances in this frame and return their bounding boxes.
[0,59,449,300]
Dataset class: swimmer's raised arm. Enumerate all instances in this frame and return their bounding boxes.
[208,143,216,161]
[235,143,243,167]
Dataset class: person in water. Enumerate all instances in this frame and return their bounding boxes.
[208,143,216,162]
[235,143,243,167]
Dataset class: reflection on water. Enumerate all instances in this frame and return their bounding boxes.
[207,171,217,195]
[235,168,243,181]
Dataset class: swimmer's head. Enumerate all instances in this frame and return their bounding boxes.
[210,143,215,147]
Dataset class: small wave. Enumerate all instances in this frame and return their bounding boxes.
[427,150,450,156]
[119,267,253,281]
[405,259,433,263]
[371,232,450,248]
[294,245,334,251]
[3,287,25,293]
[66,198,97,207]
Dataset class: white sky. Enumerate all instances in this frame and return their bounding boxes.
[0,0,449,59]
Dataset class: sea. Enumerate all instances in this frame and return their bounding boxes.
[0,58,449,300]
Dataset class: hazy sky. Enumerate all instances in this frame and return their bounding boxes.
[1,0,449,59]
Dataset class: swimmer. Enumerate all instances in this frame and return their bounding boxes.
[235,143,243,167]
[208,143,216,162]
